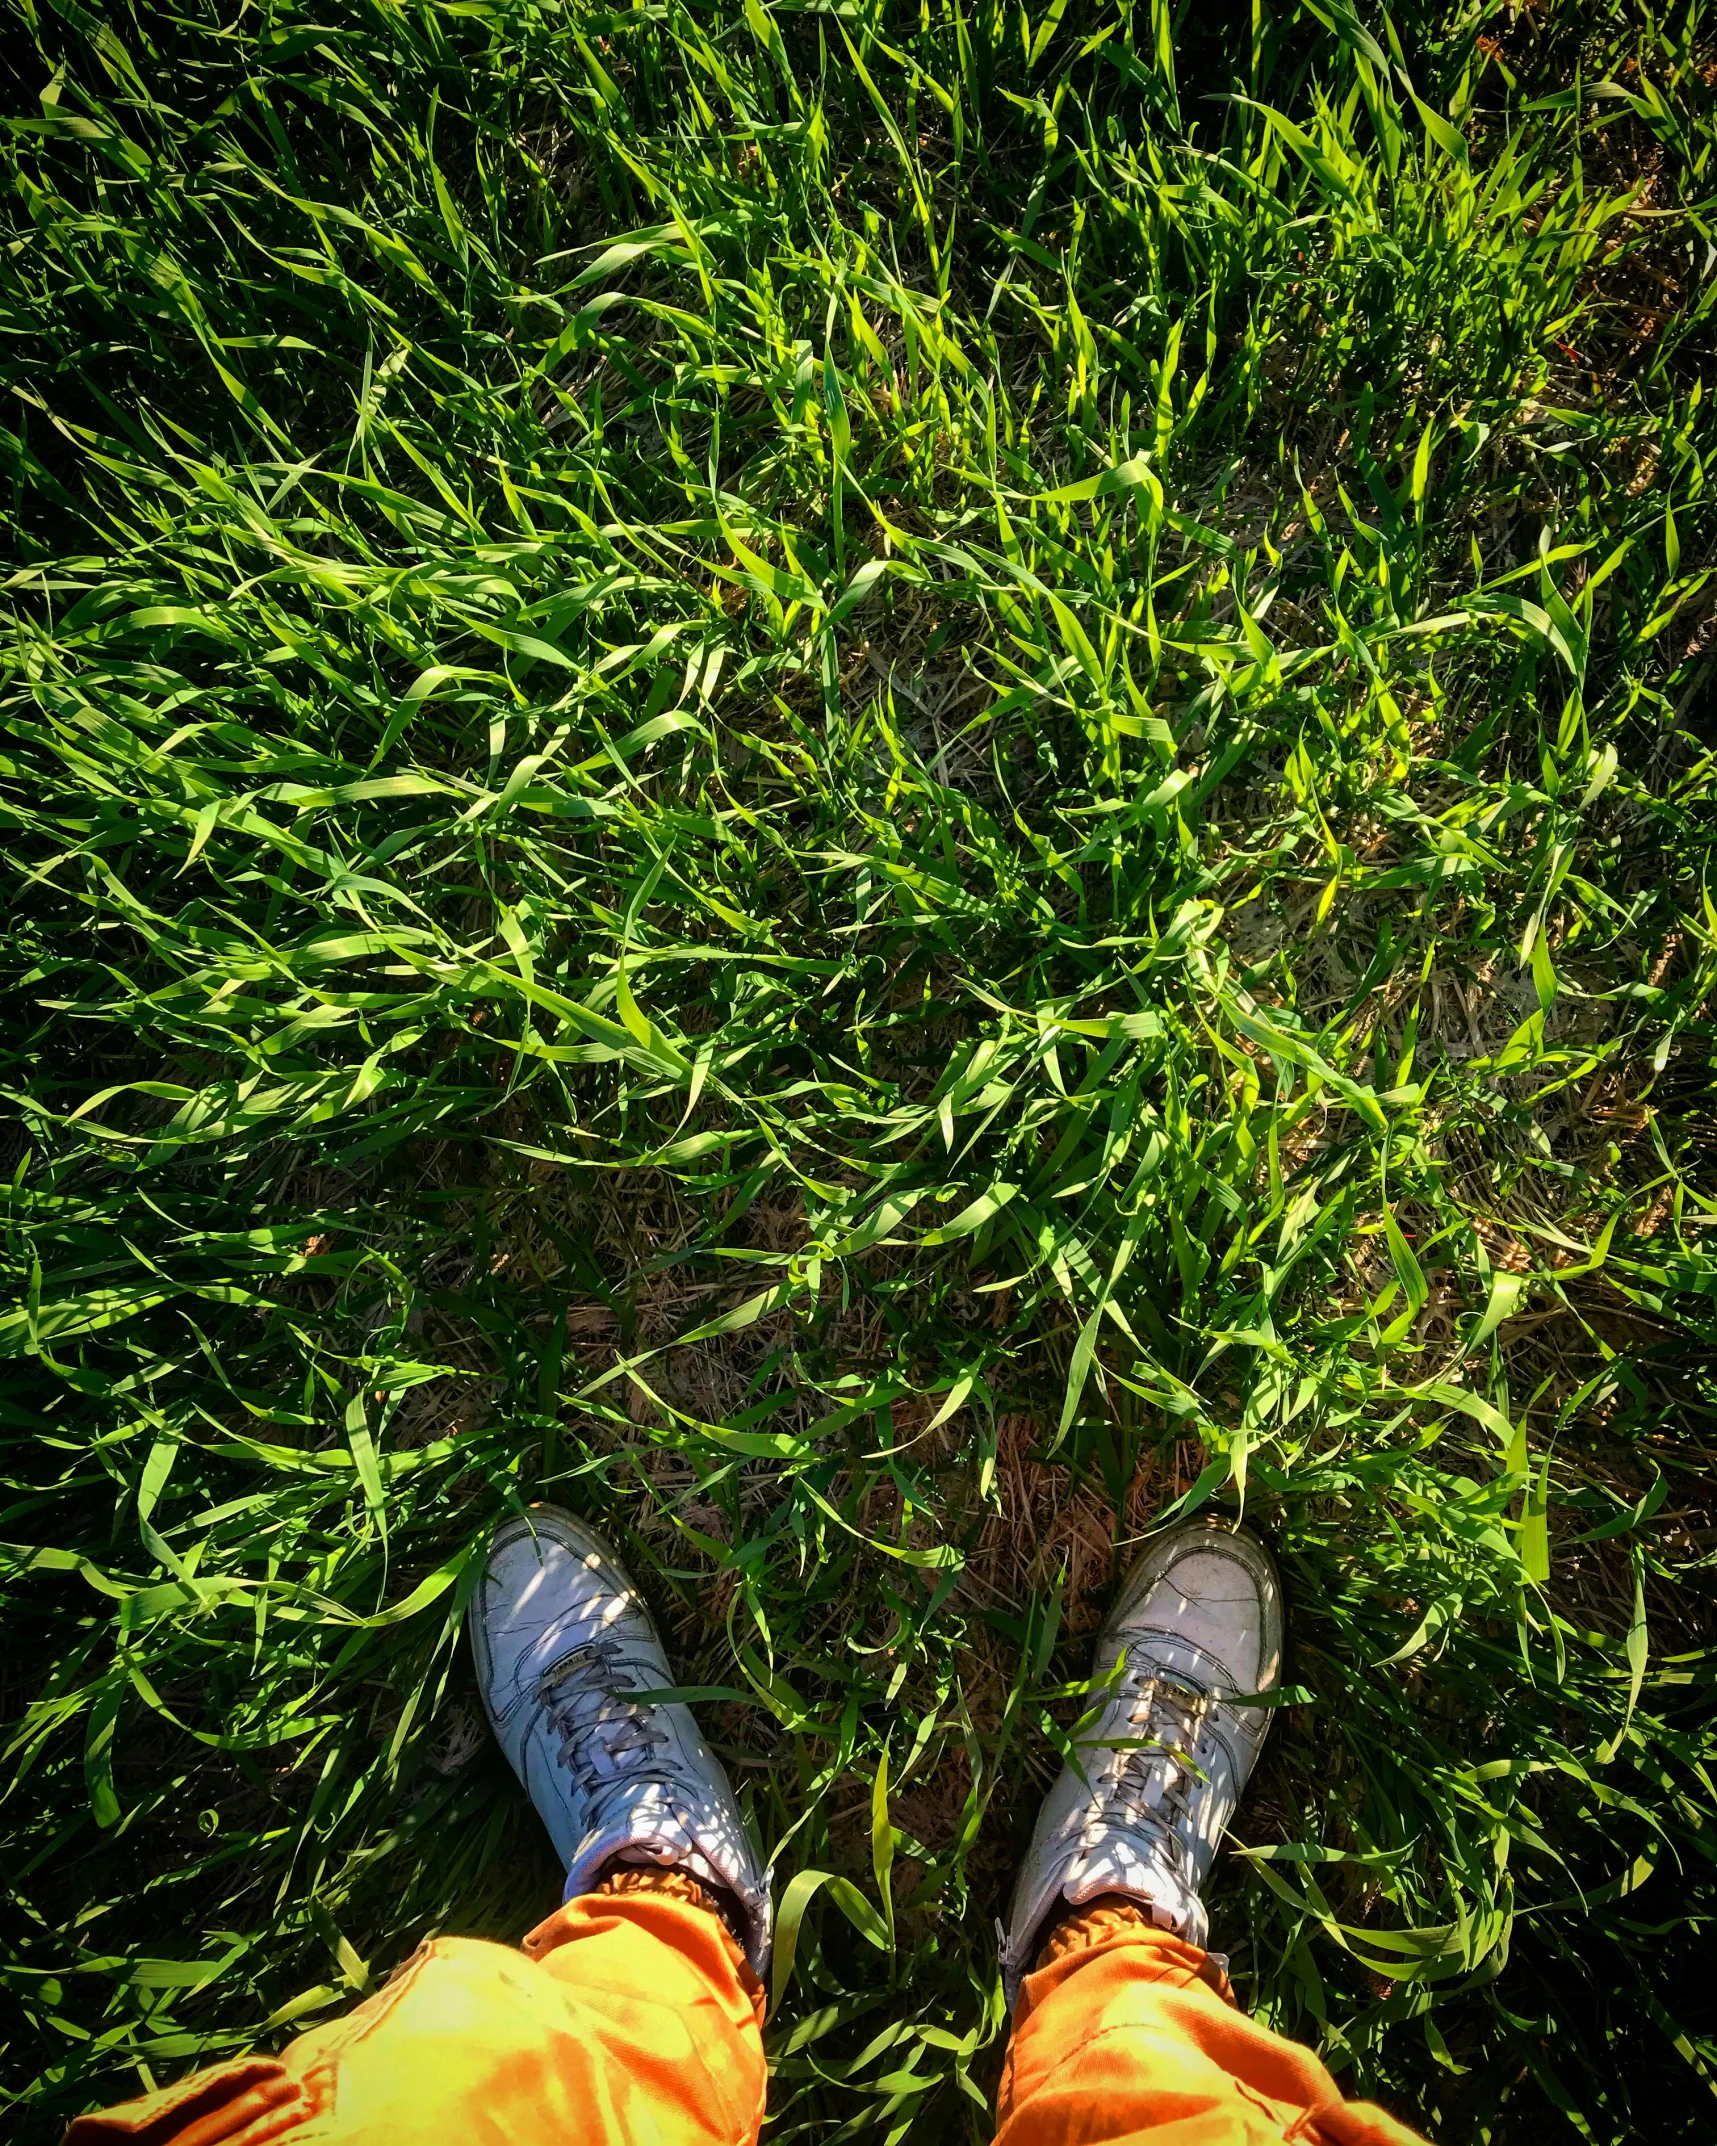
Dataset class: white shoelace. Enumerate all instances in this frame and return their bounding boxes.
[1102,1670,1217,1876]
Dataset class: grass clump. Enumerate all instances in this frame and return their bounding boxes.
[2,0,1715,2137]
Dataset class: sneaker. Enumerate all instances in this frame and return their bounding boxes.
[999,1519,1283,2008]
[470,1503,772,1977]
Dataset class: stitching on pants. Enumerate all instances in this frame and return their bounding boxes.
[1282,2095,1341,2142]
[724,2091,767,2146]
[1236,2075,1318,2138]
[221,2091,325,2146]
[284,1941,442,2133]
[325,1943,441,2054]
[336,1948,439,2042]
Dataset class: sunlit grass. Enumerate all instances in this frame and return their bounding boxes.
[2,0,1715,2137]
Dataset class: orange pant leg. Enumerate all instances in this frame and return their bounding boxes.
[64,1892,767,2146]
[996,1902,1430,2146]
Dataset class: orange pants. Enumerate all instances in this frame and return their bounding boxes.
[67,1895,1428,2146]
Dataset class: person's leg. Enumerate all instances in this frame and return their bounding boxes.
[995,1522,1429,2146]
[66,1873,765,2146]
[997,1898,1423,2146]
[65,1507,774,2146]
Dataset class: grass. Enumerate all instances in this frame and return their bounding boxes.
[1,0,1715,2135]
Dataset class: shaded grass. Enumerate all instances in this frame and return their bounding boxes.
[2,0,1716,2136]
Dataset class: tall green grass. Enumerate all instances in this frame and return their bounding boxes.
[2,0,1714,2136]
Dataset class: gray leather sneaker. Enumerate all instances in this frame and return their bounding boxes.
[470,1503,772,1978]
[999,1519,1283,2008]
